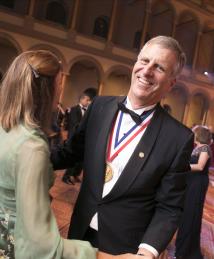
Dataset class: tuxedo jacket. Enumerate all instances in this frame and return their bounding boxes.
[51,96,194,255]
[66,104,83,138]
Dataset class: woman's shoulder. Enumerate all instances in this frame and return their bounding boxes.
[199,144,210,152]
[7,125,49,154]
[19,125,49,152]
[195,144,211,157]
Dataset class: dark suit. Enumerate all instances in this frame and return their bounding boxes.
[66,104,83,139]
[64,104,84,178]
[51,96,194,255]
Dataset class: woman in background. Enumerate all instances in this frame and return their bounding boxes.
[175,125,212,259]
[0,50,96,259]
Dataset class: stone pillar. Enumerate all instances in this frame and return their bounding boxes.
[107,0,119,42]
[27,0,36,16]
[202,109,208,125]
[140,0,152,47]
[60,72,70,104]
[24,0,36,29]
[182,101,190,126]
[70,0,81,30]
[192,29,202,72]
[171,16,178,37]
[98,82,104,96]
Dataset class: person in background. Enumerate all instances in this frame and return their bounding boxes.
[62,88,97,184]
[51,36,194,258]
[57,102,66,128]
[175,125,212,259]
[0,50,96,259]
[48,103,65,149]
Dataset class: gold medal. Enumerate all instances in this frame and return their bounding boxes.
[105,162,114,183]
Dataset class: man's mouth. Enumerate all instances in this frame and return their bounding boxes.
[137,76,153,86]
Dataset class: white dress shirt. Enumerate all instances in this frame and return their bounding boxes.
[90,97,158,257]
[79,104,87,116]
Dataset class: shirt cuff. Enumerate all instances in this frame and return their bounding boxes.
[138,243,159,258]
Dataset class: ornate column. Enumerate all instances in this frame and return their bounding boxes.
[202,109,208,125]
[24,0,36,30]
[107,0,119,42]
[140,0,152,47]
[98,82,104,96]
[60,72,70,103]
[70,0,81,31]
[171,16,178,38]
[182,100,191,126]
[27,0,36,16]
[192,28,203,72]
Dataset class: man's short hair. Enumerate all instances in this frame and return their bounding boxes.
[143,36,186,77]
[83,87,98,100]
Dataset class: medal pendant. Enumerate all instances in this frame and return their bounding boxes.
[105,163,114,183]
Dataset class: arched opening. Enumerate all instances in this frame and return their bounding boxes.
[196,25,214,75]
[63,60,100,108]
[175,12,198,68]
[76,0,113,37]
[187,93,208,128]
[147,0,174,38]
[102,68,131,96]
[0,37,19,75]
[162,85,188,122]
[112,0,146,49]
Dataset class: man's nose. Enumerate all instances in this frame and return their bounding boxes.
[142,64,153,76]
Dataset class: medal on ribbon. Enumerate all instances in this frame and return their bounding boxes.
[105,107,155,183]
[105,162,114,183]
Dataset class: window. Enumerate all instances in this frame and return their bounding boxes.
[133,30,142,49]
[46,1,67,26]
[93,16,109,39]
[0,71,3,83]
[0,0,15,9]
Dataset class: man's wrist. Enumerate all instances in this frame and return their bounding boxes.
[137,245,158,258]
[137,249,155,258]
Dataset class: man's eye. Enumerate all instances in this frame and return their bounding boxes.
[156,65,165,72]
[140,59,148,64]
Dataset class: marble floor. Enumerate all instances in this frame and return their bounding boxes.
[50,170,214,259]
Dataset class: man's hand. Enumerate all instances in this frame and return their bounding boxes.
[114,253,155,259]
[97,248,156,259]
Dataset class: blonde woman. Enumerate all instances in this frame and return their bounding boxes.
[0,50,96,259]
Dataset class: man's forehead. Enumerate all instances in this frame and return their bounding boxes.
[138,44,175,60]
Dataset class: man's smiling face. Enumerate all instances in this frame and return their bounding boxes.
[128,43,177,107]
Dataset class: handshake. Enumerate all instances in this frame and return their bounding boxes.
[98,250,155,259]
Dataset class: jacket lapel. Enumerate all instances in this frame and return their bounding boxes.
[92,96,126,197]
[102,104,165,202]
[77,105,83,120]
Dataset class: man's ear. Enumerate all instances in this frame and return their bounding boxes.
[168,78,177,91]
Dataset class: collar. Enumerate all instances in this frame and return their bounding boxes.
[79,103,87,110]
[126,97,157,115]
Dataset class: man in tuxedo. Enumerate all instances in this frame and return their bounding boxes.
[51,36,194,259]
[62,88,97,184]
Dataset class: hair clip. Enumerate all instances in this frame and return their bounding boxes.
[28,63,40,78]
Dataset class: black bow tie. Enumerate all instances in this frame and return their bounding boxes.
[118,102,143,125]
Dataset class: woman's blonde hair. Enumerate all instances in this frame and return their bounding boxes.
[0,50,61,132]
